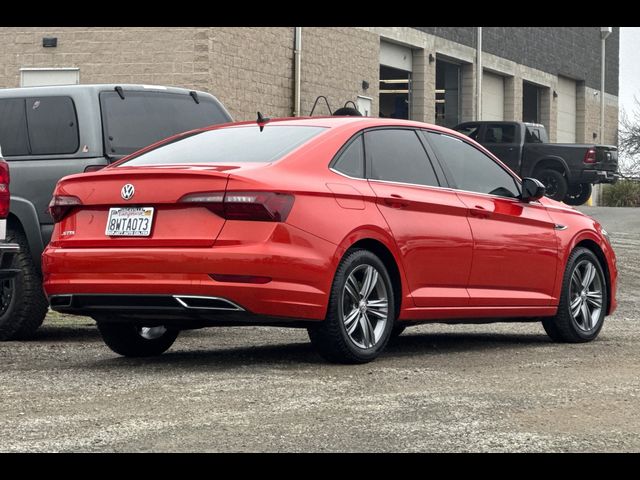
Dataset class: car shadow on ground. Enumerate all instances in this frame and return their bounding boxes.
[22,325,101,342]
[89,331,554,370]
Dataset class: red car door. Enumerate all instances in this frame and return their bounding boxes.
[425,131,559,307]
[364,128,473,307]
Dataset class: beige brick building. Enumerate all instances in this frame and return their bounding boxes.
[0,26,619,145]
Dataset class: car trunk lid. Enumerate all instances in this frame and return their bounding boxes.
[51,165,236,248]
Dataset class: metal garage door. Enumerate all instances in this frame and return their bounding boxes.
[482,71,504,121]
[557,76,576,143]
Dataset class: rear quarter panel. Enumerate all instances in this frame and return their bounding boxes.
[224,124,414,312]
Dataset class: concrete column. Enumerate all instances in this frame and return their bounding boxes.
[575,82,588,143]
[503,75,522,121]
[410,49,435,123]
[460,63,476,122]
[539,87,555,142]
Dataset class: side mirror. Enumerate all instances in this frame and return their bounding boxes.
[521,177,546,202]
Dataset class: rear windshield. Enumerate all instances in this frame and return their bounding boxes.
[100,90,231,156]
[119,125,327,166]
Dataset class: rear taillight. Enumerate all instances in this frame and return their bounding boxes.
[584,148,597,164]
[48,195,82,223]
[0,161,10,219]
[180,191,295,222]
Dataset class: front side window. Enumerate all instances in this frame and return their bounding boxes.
[426,132,520,198]
[101,91,232,156]
[120,125,326,166]
[332,136,364,178]
[366,129,439,187]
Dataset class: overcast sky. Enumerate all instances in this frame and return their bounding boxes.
[619,27,640,119]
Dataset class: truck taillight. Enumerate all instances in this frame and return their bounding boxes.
[584,148,597,164]
[179,191,295,222]
[0,160,10,219]
[48,195,82,223]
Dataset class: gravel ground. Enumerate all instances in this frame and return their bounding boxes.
[1,206,638,452]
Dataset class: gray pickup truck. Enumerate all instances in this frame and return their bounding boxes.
[0,84,232,340]
[454,121,619,205]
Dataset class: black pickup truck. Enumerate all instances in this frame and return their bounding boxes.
[453,121,618,205]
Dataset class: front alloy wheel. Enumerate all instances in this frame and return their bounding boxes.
[308,249,395,364]
[568,259,603,333]
[542,247,607,342]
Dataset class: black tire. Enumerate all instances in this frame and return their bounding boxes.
[97,322,179,357]
[564,183,593,206]
[536,169,568,202]
[542,247,607,343]
[390,324,407,339]
[307,249,395,364]
[0,226,48,341]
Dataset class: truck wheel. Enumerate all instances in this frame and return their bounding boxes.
[0,227,49,341]
[537,169,568,202]
[564,183,593,206]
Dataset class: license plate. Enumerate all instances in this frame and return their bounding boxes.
[105,207,154,237]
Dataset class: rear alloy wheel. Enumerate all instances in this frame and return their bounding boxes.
[537,169,568,202]
[97,322,179,357]
[542,248,607,342]
[564,183,593,206]
[308,249,395,364]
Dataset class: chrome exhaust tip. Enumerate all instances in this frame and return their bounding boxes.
[173,295,245,312]
[50,295,73,308]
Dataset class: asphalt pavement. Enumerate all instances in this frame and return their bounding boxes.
[0,206,638,452]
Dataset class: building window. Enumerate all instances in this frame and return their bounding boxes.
[379,65,411,119]
[435,59,461,127]
[522,81,542,124]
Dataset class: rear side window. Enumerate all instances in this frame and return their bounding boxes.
[366,129,439,187]
[0,96,79,156]
[101,91,232,156]
[0,98,29,156]
[455,124,480,141]
[26,97,79,155]
[483,124,516,144]
[332,136,364,178]
[120,125,326,166]
[426,132,520,198]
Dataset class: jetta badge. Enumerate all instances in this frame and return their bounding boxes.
[121,184,135,200]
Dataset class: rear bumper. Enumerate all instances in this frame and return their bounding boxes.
[0,243,20,280]
[578,169,619,184]
[48,293,316,327]
[42,225,338,322]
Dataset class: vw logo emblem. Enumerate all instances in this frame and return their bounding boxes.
[121,184,135,200]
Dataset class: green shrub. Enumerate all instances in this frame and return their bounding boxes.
[601,180,640,207]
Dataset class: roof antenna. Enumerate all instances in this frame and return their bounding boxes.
[257,112,270,132]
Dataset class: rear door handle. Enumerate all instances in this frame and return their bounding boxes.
[383,194,410,209]
[469,205,491,219]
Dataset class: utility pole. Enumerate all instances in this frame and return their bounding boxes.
[600,27,612,142]
[476,27,482,121]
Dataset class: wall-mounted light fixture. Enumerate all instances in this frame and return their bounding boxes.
[429,53,435,64]
[42,37,57,48]
[553,90,558,99]
[362,80,369,91]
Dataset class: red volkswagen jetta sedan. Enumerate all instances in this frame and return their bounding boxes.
[42,117,617,363]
